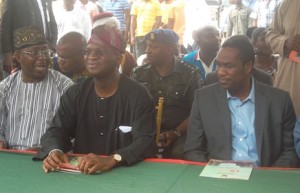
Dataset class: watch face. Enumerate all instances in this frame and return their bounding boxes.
[114,154,122,162]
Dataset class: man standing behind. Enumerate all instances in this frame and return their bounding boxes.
[167,0,185,55]
[37,25,156,174]
[184,36,298,167]
[53,0,92,42]
[105,0,130,44]
[226,0,252,37]
[266,0,300,116]
[131,29,201,158]
[0,0,57,75]
[0,26,73,150]
[130,0,162,58]
[56,32,89,83]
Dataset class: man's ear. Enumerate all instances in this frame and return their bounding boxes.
[244,61,253,74]
[14,52,21,64]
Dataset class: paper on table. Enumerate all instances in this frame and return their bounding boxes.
[57,156,102,174]
[119,126,132,133]
[58,157,81,174]
[199,159,254,180]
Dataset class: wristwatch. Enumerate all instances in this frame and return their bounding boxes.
[113,154,122,162]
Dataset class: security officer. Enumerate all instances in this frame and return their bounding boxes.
[131,29,202,158]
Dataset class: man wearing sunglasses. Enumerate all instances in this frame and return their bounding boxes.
[0,26,73,151]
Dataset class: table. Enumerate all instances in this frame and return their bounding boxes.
[1,150,300,193]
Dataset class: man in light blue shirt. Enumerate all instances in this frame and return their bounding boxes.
[294,117,300,158]
[228,77,259,165]
[184,35,299,167]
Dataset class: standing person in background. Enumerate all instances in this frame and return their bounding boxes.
[130,0,162,58]
[226,0,252,37]
[105,0,130,44]
[53,0,92,43]
[76,0,99,22]
[167,0,186,55]
[250,0,282,28]
[0,0,57,76]
[184,0,211,53]
[266,0,300,116]
[160,0,173,29]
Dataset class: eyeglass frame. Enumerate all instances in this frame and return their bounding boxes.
[19,50,53,58]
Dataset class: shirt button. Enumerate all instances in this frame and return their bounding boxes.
[158,91,162,94]
[238,154,242,157]
[238,121,242,125]
[100,116,104,119]
[159,78,163,80]
[239,138,243,141]
[175,92,178,95]
[100,132,104,136]
[100,98,104,100]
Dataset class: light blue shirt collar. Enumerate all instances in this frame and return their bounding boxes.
[226,77,255,104]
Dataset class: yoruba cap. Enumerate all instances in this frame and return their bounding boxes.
[92,12,120,30]
[88,25,125,54]
[14,26,48,50]
[145,29,179,45]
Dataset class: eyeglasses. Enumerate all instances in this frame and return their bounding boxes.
[19,50,53,58]
[82,49,110,57]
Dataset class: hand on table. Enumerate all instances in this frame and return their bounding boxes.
[77,153,118,175]
[43,150,69,173]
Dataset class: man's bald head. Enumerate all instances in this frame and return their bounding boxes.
[57,32,87,48]
[57,32,87,75]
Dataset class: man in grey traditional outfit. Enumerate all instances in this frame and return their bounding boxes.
[0,26,73,150]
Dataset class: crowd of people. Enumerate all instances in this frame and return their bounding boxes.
[0,0,300,175]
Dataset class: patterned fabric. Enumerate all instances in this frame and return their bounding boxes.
[89,25,126,54]
[13,26,47,50]
[0,70,73,150]
[130,0,162,37]
[105,0,130,31]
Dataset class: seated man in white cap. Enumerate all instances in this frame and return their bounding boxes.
[92,12,137,77]
[36,23,156,175]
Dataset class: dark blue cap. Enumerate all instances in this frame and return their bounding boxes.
[145,29,179,44]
